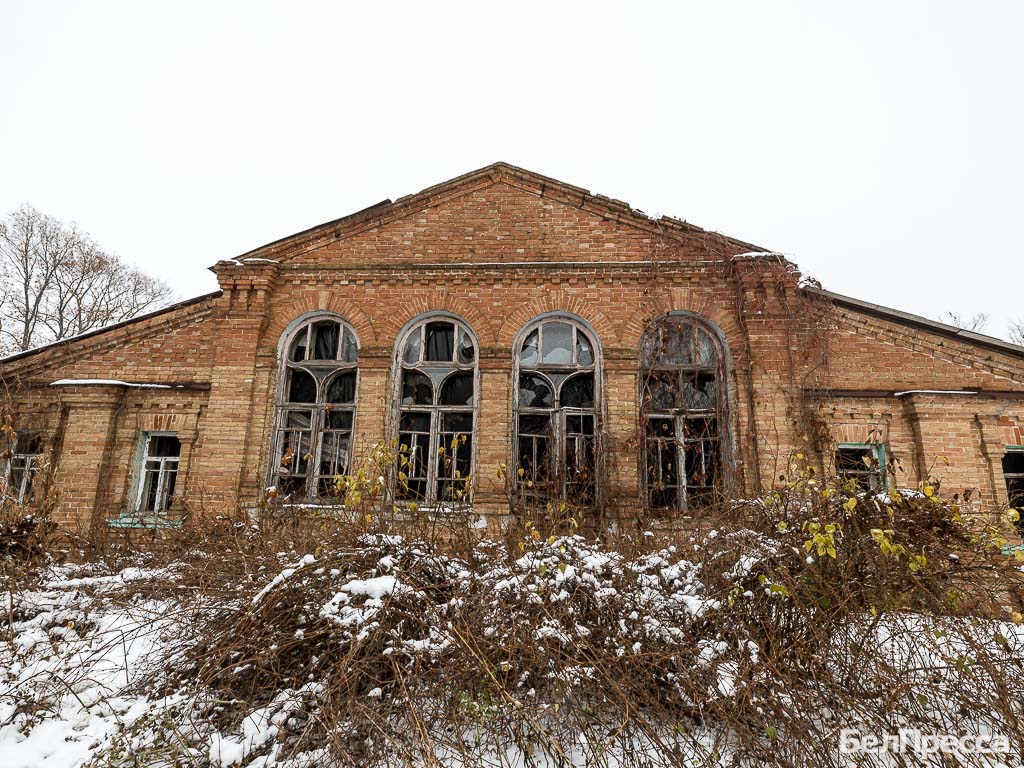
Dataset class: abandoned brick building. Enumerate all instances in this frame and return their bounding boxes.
[2,163,1023,530]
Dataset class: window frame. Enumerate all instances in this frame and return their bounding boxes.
[270,312,360,500]
[391,312,479,508]
[134,432,181,515]
[1004,445,1024,510]
[835,441,888,492]
[638,311,732,515]
[2,431,43,505]
[511,313,603,505]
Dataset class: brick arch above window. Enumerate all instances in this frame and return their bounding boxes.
[269,299,377,348]
[378,293,498,345]
[621,299,743,352]
[496,293,618,348]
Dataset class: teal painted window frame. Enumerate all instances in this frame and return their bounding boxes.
[836,441,888,491]
[107,431,183,529]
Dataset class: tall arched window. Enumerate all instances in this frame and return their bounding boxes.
[513,315,600,503]
[394,314,477,505]
[273,314,359,498]
[640,313,728,512]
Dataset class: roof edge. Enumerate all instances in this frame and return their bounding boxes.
[0,290,223,366]
[813,288,1024,360]
[232,161,770,263]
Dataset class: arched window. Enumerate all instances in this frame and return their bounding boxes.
[513,315,600,503]
[273,314,359,498]
[394,315,477,505]
[640,313,728,512]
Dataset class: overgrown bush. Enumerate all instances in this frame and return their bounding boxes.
[84,467,1024,768]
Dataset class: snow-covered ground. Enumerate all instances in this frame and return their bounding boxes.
[3,532,1024,767]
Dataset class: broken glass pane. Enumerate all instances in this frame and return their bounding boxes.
[520,330,539,367]
[314,322,339,360]
[440,372,474,406]
[576,332,594,366]
[403,329,422,364]
[425,322,454,362]
[290,329,308,362]
[643,373,679,410]
[457,330,475,364]
[287,369,317,403]
[326,372,356,403]
[541,322,572,365]
[402,371,434,406]
[561,373,594,409]
[519,374,554,408]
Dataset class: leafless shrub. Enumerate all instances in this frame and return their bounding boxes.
[82,462,1024,767]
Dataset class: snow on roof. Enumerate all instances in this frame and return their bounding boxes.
[50,379,171,389]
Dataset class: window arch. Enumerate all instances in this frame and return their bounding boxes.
[394,314,477,505]
[639,313,729,512]
[513,315,600,503]
[272,314,359,498]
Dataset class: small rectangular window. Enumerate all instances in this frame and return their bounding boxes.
[1004,449,1024,510]
[836,443,886,492]
[3,431,43,504]
[136,433,181,515]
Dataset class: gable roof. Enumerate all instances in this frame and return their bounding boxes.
[0,290,222,366]
[228,161,768,265]
[816,288,1024,361]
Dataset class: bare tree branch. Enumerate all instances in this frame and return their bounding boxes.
[0,205,173,355]
[937,310,989,333]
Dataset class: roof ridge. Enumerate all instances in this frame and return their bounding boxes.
[231,162,769,264]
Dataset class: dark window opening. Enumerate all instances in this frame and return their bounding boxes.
[4,431,42,504]
[640,316,727,514]
[513,318,600,504]
[836,444,886,492]
[395,316,477,506]
[1004,450,1024,514]
[274,316,359,499]
[137,434,181,514]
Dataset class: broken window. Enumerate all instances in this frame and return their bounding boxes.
[640,315,726,513]
[136,433,181,514]
[2,431,42,504]
[835,443,887,492]
[1004,449,1024,511]
[273,315,359,498]
[513,317,599,503]
[395,316,476,505]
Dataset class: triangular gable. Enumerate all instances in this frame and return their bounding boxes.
[228,162,767,266]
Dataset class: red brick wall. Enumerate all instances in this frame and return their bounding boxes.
[3,170,1022,529]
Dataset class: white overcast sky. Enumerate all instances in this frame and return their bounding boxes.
[1,0,1021,339]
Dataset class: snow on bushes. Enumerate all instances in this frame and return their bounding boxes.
[4,478,1024,766]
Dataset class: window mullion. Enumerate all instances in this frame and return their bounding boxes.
[426,408,439,506]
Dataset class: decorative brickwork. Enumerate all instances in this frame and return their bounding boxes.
[2,163,1023,530]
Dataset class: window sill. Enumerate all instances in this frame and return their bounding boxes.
[107,516,183,530]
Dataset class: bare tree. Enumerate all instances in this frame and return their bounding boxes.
[937,310,989,333]
[1011,319,1024,346]
[0,205,172,355]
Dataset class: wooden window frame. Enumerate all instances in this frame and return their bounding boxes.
[270,313,360,500]
[392,313,478,508]
[512,314,601,505]
[639,313,729,515]
[836,442,888,492]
